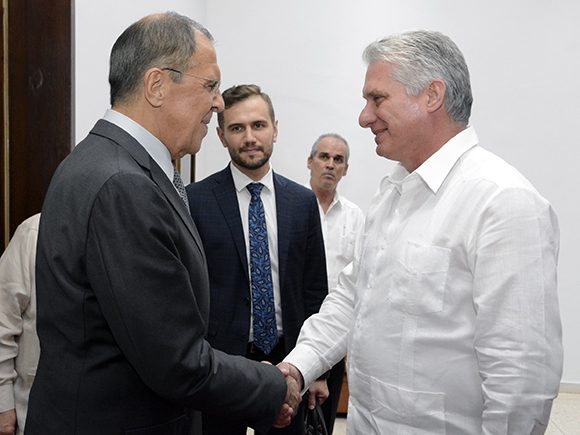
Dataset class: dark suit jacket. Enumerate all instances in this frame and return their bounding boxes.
[26,120,286,435]
[186,166,328,357]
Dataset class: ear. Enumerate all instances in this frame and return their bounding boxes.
[143,68,165,108]
[272,120,279,143]
[343,162,349,176]
[307,156,313,171]
[426,79,445,113]
[216,126,227,147]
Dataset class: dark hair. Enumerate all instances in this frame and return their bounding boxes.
[217,84,275,129]
[109,11,213,106]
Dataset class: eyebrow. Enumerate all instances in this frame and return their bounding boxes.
[363,89,386,98]
[319,152,345,159]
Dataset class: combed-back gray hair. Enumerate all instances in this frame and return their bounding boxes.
[363,30,472,125]
[109,11,213,106]
[309,133,350,162]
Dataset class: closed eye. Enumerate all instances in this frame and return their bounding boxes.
[372,94,385,105]
[206,80,220,94]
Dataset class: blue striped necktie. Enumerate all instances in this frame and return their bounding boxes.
[247,183,277,354]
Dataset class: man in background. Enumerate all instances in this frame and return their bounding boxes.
[282,30,562,434]
[306,134,364,434]
[0,214,40,435]
[187,84,328,435]
[27,13,297,435]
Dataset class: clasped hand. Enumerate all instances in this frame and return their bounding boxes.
[0,409,16,435]
[272,362,304,428]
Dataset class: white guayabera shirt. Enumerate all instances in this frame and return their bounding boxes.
[317,193,364,291]
[0,214,41,435]
[286,126,562,435]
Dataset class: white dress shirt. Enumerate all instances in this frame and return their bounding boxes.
[0,214,41,435]
[229,163,283,339]
[317,193,364,291]
[285,126,562,434]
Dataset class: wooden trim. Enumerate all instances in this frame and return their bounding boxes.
[2,0,9,248]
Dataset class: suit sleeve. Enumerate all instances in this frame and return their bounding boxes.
[86,172,286,431]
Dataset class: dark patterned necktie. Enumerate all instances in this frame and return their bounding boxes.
[173,167,190,211]
[247,183,278,354]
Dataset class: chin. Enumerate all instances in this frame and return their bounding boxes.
[375,144,392,159]
[191,136,207,154]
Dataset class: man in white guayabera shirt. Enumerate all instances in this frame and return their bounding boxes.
[280,30,562,435]
[306,133,364,434]
[0,214,40,435]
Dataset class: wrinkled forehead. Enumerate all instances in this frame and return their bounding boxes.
[316,138,348,156]
[223,95,272,125]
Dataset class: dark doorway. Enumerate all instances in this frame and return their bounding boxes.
[1,0,74,251]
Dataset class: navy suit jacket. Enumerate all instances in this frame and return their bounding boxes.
[27,121,286,435]
[186,166,328,357]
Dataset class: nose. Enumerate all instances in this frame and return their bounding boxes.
[243,128,256,144]
[359,101,374,129]
[212,92,225,113]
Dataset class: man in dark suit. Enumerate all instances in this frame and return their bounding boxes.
[26,13,298,435]
[186,84,329,435]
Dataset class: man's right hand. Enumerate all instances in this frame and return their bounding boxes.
[0,409,16,435]
[272,365,302,428]
[277,361,304,391]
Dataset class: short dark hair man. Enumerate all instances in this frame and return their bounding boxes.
[187,84,329,435]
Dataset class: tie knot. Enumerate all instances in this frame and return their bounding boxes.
[247,183,264,198]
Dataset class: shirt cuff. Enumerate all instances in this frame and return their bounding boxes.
[284,345,326,395]
[0,382,15,413]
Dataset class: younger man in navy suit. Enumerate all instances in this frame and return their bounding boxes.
[187,84,328,435]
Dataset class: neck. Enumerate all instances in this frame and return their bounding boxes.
[310,181,335,214]
[113,102,181,159]
[233,161,270,181]
[404,121,467,172]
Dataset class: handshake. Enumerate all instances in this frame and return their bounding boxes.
[271,362,329,428]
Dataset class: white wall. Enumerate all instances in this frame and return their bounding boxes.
[76,1,580,385]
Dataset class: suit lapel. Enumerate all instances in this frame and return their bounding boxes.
[149,162,206,257]
[274,173,291,293]
[213,168,250,281]
[91,120,206,257]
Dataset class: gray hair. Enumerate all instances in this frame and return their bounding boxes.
[109,11,213,106]
[363,30,472,125]
[309,133,350,162]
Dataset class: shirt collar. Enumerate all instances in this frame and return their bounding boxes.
[326,190,343,213]
[103,109,174,181]
[380,126,479,195]
[229,162,275,193]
